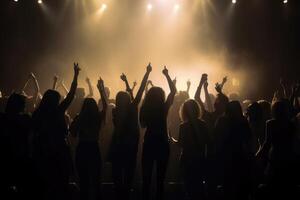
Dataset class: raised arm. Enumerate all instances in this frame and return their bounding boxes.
[120,73,134,100]
[30,73,41,103]
[97,77,108,116]
[204,81,213,112]
[215,76,227,95]
[86,77,94,98]
[194,74,207,112]
[186,79,191,94]
[60,80,70,95]
[132,63,152,105]
[145,80,153,95]
[20,75,31,94]
[163,66,176,109]
[256,122,272,159]
[59,63,80,112]
[132,81,137,94]
[53,75,59,90]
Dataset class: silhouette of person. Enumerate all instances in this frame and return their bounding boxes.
[140,66,176,200]
[194,74,229,199]
[109,64,151,200]
[168,81,190,182]
[0,93,33,198]
[32,63,80,200]
[177,99,209,200]
[70,78,107,200]
[256,100,298,199]
[215,101,253,200]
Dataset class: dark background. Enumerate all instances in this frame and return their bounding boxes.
[0,0,299,100]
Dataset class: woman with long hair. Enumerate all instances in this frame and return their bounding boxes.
[109,64,151,200]
[177,99,209,200]
[70,78,107,200]
[32,63,80,200]
[140,66,176,200]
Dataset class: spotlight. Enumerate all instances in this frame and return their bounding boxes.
[283,0,288,4]
[38,0,43,4]
[147,3,153,11]
[232,0,236,4]
[14,0,18,2]
[100,3,107,12]
[173,4,180,12]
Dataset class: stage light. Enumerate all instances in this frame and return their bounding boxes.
[38,0,43,4]
[100,3,107,12]
[283,0,288,4]
[232,0,236,4]
[147,3,153,11]
[14,0,18,2]
[173,4,180,12]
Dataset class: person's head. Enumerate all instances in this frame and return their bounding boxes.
[115,91,131,108]
[143,87,166,109]
[5,93,26,114]
[271,100,290,120]
[76,88,85,99]
[229,92,240,101]
[246,102,263,123]
[225,101,243,119]
[79,98,99,116]
[258,100,271,121]
[180,99,201,122]
[214,93,229,114]
[37,89,61,112]
[104,87,111,99]
[140,87,166,126]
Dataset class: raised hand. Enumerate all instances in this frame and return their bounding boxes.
[147,80,153,86]
[54,74,59,81]
[74,63,81,76]
[200,73,208,85]
[97,77,104,90]
[187,79,191,88]
[120,73,127,82]
[29,72,36,79]
[215,83,222,93]
[86,77,91,83]
[133,81,137,87]
[172,77,177,86]
[222,76,228,84]
[162,66,169,76]
[147,62,152,73]
[204,81,208,89]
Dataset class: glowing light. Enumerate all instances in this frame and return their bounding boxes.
[14,0,18,2]
[283,0,288,4]
[147,3,153,11]
[173,4,180,12]
[100,3,107,12]
[232,0,236,4]
[38,0,43,4]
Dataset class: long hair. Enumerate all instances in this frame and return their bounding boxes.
[77,98,100,129]
[179,99,201,123]
[140,87,166,127]
[5,93,26,115]
[225,101,243,120]
[34,89,61,116]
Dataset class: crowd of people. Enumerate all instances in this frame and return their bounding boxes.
[0,62,299,200]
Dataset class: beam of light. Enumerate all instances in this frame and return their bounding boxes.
[38,0,43,4]
[232,0,237,4]
[100,3,107,12]
[283,0,288,4]
[173,4,180,12]
[147,3,153,11]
